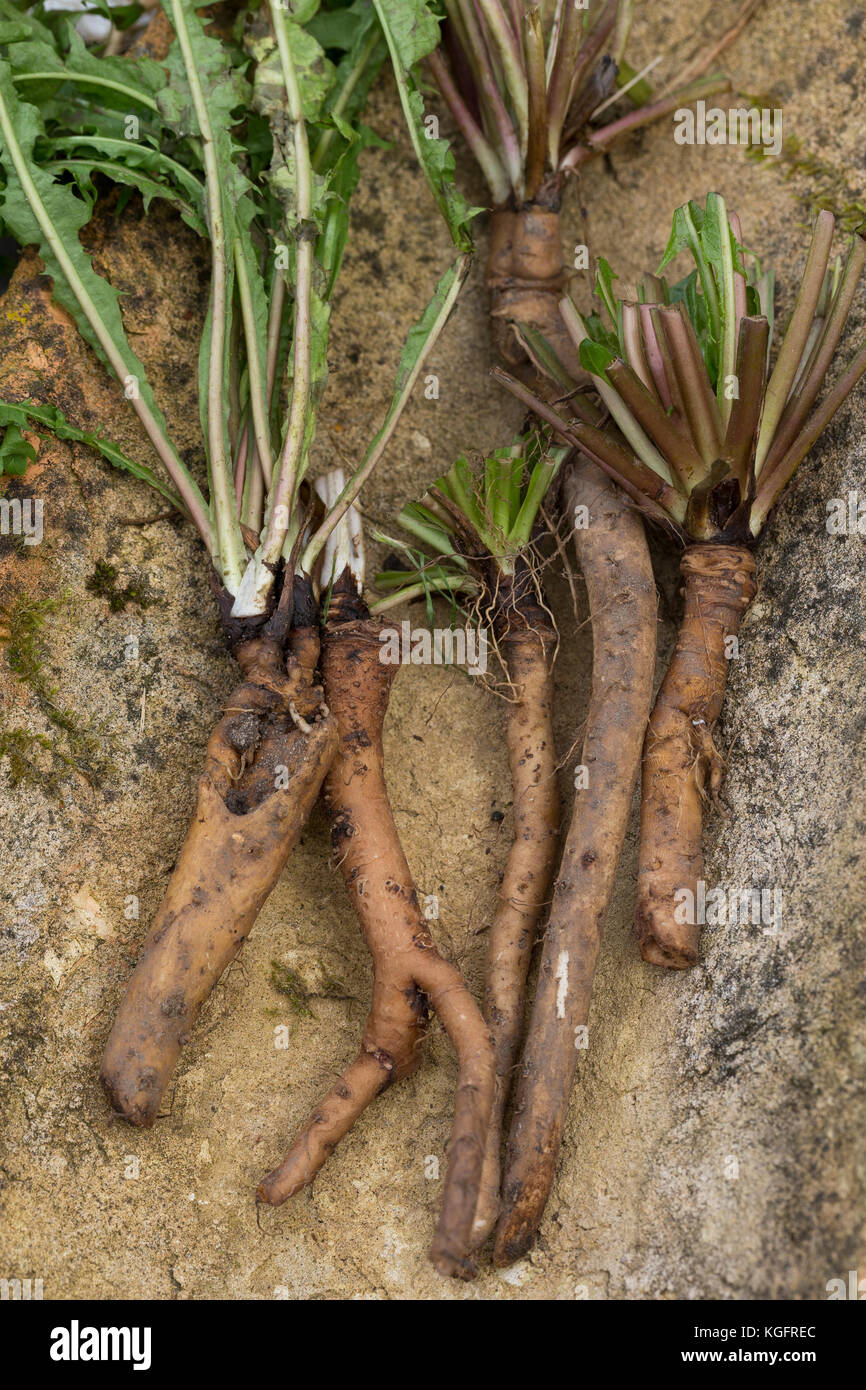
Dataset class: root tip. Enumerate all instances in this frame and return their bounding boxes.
[635,910,699,970]
[255,1177,283,1207]
[430,1247,478,1281]
[99,1070,156,1128]
[638,938,698,970]
[492,1213,536,1268]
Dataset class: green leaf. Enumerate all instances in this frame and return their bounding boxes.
[397,500,462,557]
[8,29,165,113]
[246,2,377,500]
[702,191,738,411]
[303,285,331,451]
[161,0,252,587]
[372,0,478,252]
[232,187,274,452]
[0,67,192,473]
[157,20,250,136]
[316,121,380,298]
[615,59,655,109]
[389,257,461,401]
[0,0,61,47]
[279,0,321,24]
[578,337,616,378]
[509,446,564,548]
[312,7,387,176]
[657,203,693,274]
[595,256,618,324]
[0,20,32,44]
[309,2,368,51]
[582,311,619,353]
[658,195,722,379]
[262,140,327,239]
[46,156,205,236]
[248,25,329,243]
[86,0,145,30]
[669,267,711,362]
[372,0,439,67]
[484,444,521,534]
[437,451,487,534]
[699,194,736,282]
[0,399,183,506]
[45,133,206,216]
[745,283,762,317]
[0,421,35,475]
[513,323,580,390]
[251,27,335,121]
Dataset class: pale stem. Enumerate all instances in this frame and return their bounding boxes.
[302,254,470,573]
[754,209,835,475]
[258,1,314,563]
[168,0,246,587]
[428,49,510,204]
[234,241,274,482]
[476,0,529,151]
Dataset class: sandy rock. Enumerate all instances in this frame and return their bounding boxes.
[0,0,864,1300]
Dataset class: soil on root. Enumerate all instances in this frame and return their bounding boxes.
[100,629,337,1126]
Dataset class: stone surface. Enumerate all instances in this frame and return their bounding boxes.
[0,1,864,1300]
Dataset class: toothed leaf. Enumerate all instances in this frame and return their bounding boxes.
[0,421,35,475]
[0,399,183,506]
[579,337,616,378]
[0,67,188,483]
[372,0,479,252]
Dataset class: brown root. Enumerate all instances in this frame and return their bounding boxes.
[635,543,756,968]
[257,611,495,1280]
[493,456,657,1266]
[470,617,559,1250]
[487,205,586,381]
[100,628,337,1126]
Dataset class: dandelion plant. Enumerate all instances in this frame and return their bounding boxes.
[489,191,866,1265]
[499,193,866,966]
[255,470,496,1281]
[0,2,470,1138]
[373,434,566,1259]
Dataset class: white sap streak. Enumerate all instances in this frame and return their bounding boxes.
[555,950,569,1020]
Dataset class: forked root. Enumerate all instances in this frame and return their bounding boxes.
[100,626,337,1126]
[257,589,495,1279]
[635,543,756,968]
[494,456,657,1266]
[470,599,559,1250]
